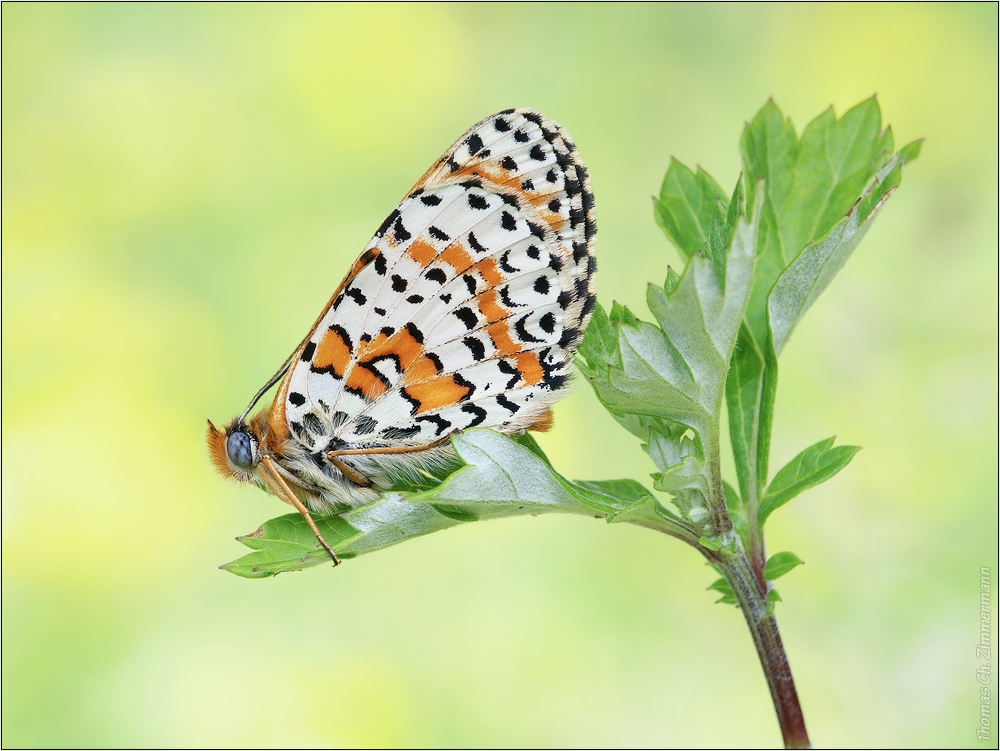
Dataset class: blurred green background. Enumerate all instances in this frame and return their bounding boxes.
[3,3,997,748]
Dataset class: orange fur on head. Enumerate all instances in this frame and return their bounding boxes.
[206,419,236,479]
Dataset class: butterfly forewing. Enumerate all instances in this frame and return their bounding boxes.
[278,108,595,504]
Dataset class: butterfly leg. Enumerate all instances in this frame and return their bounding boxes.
[260,455,340,565]
[326,455,374,488]
[326,431,459,487]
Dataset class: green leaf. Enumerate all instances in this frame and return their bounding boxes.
[767,146,918,356]
[645,187,761,424]
[664,267,682,295]
[763,551,804,580]
[759,437,861,528]
[707,577,738,605]
[222,431,696,577]
[584,190,760,531]
[706,174,746,282]
[725,323,765,503]
[578,302,619,374]
[609,301,639,328]
[219,514,364,578]
[654,159,728,259]
[740,97,900,352]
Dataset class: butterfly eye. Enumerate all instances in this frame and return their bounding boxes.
[226,430,257,470]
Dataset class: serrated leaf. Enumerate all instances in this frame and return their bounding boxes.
[763,551,804,580]
[593,321,705,430]
[654,159,728,259]
[706,174,746,282]
[664,267,681,294]
[767,146,918,356]
[899,138,923,163]
[759,437,861,528]
[222,430,696,577]
[645,188,761,421]
[579,302,619,374]
[740,97,900,352]
[609,301,639,328]
[220,514,364,578]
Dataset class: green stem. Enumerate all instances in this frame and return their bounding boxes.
[711,549,810,749]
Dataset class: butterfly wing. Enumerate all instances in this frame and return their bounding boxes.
[281,108,596,492]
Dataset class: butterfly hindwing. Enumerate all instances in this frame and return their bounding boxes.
[282,109,596,484]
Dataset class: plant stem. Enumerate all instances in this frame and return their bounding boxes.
[715,550,811,749]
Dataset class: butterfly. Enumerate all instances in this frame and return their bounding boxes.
[207,108,597,564]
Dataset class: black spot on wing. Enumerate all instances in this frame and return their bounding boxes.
[416,413,452,436]
[497,358,521,389]
[376,209,400,238]
[453,372,476,398]
[467,232,486,254]
[462,336,486,361]
[393,216,411,244]
[515,314,543,343]
[499,251,518,274]
[404,323,425,344]
[496,394,520,414]
[380,425,421,441]
[462,402,488,428]
[454,307,478,330]
[303,412,323,435]
[428,225,450,242]
[345,286,367,305]
[301,342,316,361]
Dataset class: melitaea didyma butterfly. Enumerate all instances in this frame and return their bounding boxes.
[207,109,596,563]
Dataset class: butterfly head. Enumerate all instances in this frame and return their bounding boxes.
[206,417,262,482]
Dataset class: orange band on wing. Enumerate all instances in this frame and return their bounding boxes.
[439,242,473,272]
[344,364,388,400]
[405,375,472,414]
[472,257,503,288]
[515,351,544,386]
[486,320,520,357]
[313,326,353,378]
[477,288,509,325]
[407,238,437,267]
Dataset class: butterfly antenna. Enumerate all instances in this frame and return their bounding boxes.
[238,358,294,424]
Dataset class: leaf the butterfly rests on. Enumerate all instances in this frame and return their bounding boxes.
[207,109,597,562]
